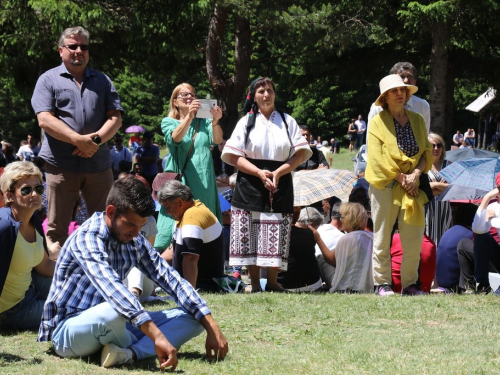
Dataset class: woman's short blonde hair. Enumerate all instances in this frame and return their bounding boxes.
[428,132,446,162]
[339,202,368,233]
[0,161,43,205]
[168,83,196,120]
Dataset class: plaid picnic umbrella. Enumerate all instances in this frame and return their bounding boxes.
[293,169,357,206]
[438,157,500,192]
[446,148,500,162]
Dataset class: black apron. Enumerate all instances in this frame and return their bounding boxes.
[231,158,293,214]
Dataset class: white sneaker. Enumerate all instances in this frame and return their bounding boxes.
[101,343,134,368]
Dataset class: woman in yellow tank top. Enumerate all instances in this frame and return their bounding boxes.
[0,161,56,330]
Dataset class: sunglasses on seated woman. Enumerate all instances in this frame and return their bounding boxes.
[431,143,443,149]
[16,184,45,196]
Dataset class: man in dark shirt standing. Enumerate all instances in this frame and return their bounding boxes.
[31,26,123,248]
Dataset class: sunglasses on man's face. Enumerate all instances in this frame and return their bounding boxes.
[18,184,45,197]
[62,44,89,51]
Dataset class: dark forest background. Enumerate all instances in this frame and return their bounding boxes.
[1,0,499,147]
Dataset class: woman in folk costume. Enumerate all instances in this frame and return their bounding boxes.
[221,77,311,292]
[365,74,432,296]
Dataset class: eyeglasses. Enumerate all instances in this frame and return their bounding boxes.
[115,139,124,143]
[62,44,89,51]
[177,92,196,99]
[432,143,443,149]
[17,184,45,197]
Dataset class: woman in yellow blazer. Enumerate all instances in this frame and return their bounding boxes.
[366,74,432,296]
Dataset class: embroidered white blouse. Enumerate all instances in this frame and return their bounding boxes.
[221,111,311,163]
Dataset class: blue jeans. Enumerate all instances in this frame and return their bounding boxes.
[465,138,476,147]
[52,303,204,360]
[0,272,52,330]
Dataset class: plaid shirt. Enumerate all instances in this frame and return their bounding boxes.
[38,212,210,342]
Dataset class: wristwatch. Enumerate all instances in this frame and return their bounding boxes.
[92,135,102,145]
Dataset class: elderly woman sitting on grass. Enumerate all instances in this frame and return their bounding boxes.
[311,202,373,293]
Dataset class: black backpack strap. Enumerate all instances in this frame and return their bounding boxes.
[244,115,255,148]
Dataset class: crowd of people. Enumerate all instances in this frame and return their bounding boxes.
[1,25,499,371]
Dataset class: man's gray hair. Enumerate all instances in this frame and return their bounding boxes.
[389,62,417,81]
[297,207,323,228]
[58,26,90,46]
[330,202,342,220]
[157,180,193,204]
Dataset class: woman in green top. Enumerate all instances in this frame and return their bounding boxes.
[155,83,223,249]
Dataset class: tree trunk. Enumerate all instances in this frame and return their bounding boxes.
[206,6,251,138]
[445,62,454,137]
[429,22,451,137]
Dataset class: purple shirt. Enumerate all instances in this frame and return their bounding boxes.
[31,64,123,173]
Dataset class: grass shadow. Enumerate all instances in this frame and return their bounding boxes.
[0,327,35,336]
[123,351,218,372]
[0,352,24,363]
[40,344,211,372]
[179,351,228,365]
[178,351,206,361]
[133,357,186,373]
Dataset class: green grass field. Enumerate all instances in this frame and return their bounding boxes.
[328,147,356,171]
[0,147,365,374]
[2,293,500,374]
